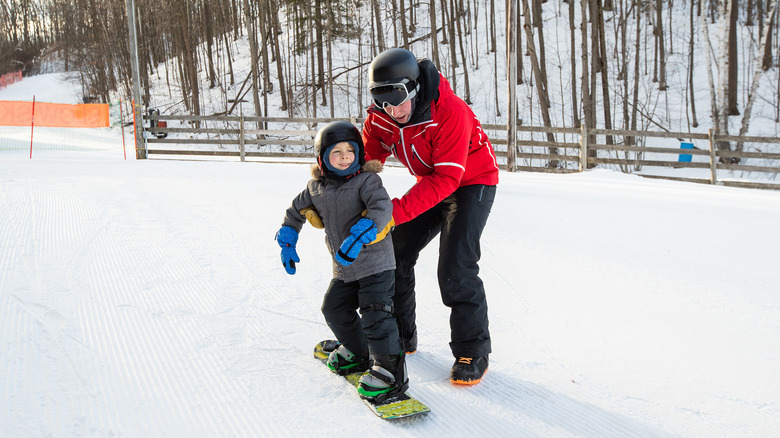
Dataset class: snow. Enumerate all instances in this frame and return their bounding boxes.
[2,73,780,437]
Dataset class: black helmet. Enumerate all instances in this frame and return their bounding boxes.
[368,48,421,108]
[314,121,365,168]
[369,48,420,87]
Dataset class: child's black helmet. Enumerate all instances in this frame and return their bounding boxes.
[314,121,365,167]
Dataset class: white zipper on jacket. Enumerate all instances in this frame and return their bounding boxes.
[397,126,417,175]
[411,144,433,169]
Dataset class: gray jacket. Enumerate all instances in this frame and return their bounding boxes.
[282,160,395,282]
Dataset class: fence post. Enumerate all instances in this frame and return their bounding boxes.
[239,115,246,162]
[580,124,588,171]
[708,129,717,185]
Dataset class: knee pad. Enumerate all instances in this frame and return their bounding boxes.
[359,303,394,315]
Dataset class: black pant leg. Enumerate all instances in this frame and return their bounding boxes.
[321,279,367,356]
[437,184,496,358]
[357,270,401,356]
[391,207,442,341]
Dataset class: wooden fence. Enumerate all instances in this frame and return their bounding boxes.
[143,114,780,191]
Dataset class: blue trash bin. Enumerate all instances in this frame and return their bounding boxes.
[679,142,694,162]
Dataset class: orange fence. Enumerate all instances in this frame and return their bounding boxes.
[0,100,109,128]
[0,71,22,90]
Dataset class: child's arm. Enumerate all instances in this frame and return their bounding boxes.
[281,188,315,232]
[276,187,315,274]
[359,173,394,240]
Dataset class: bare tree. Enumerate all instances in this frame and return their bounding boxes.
[688,0,699,128]
[569,0,580,128]
[453,0,471,103]
[727,0,739,115]
[400,0,410,48]
[371,0,386,53]
[738,0,778,141]
[430,0,439,66]
[265,0,289,113]
[655,0,667,90]
[521,0,558,167]
[242,0,262,118]
[581,0,595,167]
[315,0,326,105]
[595,0,614,145]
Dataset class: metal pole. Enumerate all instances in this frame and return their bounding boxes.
[126,0,145,159]
[506,0,518,172]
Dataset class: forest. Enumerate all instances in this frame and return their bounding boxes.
[1,0,779,144]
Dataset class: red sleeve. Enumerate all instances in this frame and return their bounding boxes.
[362,114,391,163]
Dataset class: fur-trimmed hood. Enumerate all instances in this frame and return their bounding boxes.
[311,159,384,181]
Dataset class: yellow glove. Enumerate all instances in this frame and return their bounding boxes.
[300,207,324,229]
[361,209,395,245]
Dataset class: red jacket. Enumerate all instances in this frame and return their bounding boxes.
[363,74,499,224]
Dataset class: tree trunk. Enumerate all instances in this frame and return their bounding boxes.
[595,0,613,145]
[532,0,547,82]
[570,0,580,128]
[489,0,496,52]
[762,12,774,71]
[267,3,288,112]
[728,0,740,115]
[315,0,326,106]
[521,0,558,167]
[446,0,458,90]
[516,0,523,82]
[701,3,719,132]
[242,0,261,119]
[400,0,410,48]
[372,0,386,52]
[453,0,471,103]
[630,4,642,170]
[581,0,595,168]
[430,0,440,66]
[738,0,779,141]
[327,0,334,118]
[182,2,201,123]
[204,1,217,89]
[656,0,667,90]
[688,0,699,128]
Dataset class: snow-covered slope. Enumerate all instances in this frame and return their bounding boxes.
[2,57,780,438]
[2,147,779,437]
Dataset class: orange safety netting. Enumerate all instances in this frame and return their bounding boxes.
[0,100,109,128]
[0,71,23,90]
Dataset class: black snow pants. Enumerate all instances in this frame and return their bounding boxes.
[321,270,401,357]
[391,184,496,358]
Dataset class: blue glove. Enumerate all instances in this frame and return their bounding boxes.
[335,218,377,266]
[275,226,300,275]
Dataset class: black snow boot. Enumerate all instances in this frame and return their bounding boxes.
[357,353,409,402]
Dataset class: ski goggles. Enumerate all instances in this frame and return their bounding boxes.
[370,79,418,110]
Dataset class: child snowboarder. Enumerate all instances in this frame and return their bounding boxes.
[275,121,407,402]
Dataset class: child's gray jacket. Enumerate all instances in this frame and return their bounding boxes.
[282,160,395,282]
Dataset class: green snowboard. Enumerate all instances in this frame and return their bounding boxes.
[313,340,431,420]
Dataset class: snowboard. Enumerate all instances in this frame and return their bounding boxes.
[313,340,431,420]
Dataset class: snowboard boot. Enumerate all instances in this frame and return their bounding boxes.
[403,331,418,355]
[326,344,369,376]
[450,355,489,385]
[357,353,409,403]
